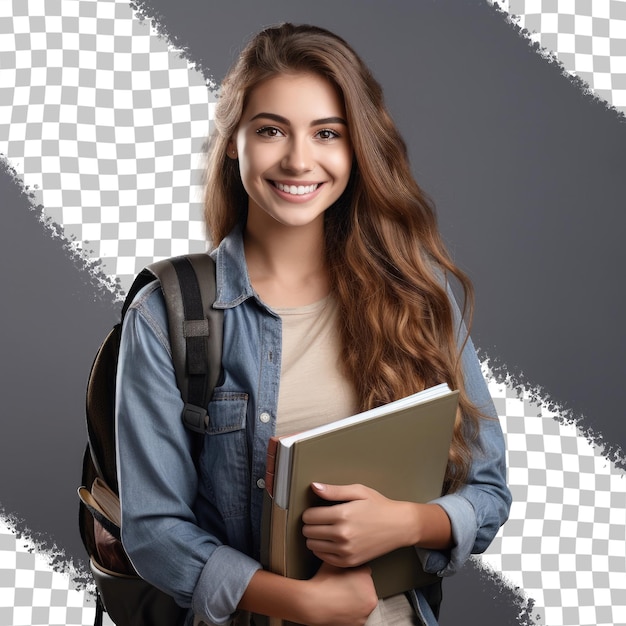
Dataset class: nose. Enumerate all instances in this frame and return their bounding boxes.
[281,136,313,173]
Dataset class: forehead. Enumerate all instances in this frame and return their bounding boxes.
[242,72,346,121]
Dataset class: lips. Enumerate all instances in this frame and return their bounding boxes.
[273,181,321,195]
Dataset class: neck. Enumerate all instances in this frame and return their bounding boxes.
[243,214,329,307]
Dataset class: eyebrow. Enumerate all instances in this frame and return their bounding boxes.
[249,112,347,126]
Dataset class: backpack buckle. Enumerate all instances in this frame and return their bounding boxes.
[181,403,208,433]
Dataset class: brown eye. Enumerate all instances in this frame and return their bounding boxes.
[316,129,340,141]
[256,126,283,138]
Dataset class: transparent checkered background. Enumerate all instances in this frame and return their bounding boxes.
[0,0,215,296]
[1,1,625,625]
[0,518,100,626]
[479,368,626,626]
[490,0,626,111]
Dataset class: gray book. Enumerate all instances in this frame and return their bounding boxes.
[262,383,459,600]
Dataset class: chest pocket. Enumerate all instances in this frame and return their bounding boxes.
[199,391,250,518]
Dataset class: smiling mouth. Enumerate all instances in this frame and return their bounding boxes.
[272,182,321,195]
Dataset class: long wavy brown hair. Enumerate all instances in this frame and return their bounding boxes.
[204,23,482,493]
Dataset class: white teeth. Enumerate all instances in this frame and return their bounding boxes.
[275,182,319,195]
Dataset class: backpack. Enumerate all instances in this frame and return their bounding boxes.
[78,253,223,626]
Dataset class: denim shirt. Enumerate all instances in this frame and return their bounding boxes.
[116,227,512,626]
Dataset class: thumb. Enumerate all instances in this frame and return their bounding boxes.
[310,482,365,502]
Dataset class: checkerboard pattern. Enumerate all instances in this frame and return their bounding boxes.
[1,1,625,625]
[489,0,626,114]
[479,367,626,626]
[0,516,110,625]
[0,0,215,296]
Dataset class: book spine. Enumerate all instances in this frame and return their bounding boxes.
[265,436,279,498]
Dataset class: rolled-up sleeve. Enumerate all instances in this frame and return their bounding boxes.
[116,284,261,625]
[417,284,512,576]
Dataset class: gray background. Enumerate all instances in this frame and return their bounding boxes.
[1,1,624,624]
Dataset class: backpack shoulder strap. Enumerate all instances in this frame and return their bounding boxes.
[147,254,223,433]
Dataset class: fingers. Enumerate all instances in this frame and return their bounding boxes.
[303,483,370,525]
[302,502,343,525]
[307,542,366,568]
[302,519,339,540]
[302,486,406,568]
[303,512,368,568]
[310,482,369,503]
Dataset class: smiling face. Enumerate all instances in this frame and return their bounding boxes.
[229,72,353,231]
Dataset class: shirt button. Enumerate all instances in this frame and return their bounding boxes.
[256,478,266,489]
[259,412,271,423]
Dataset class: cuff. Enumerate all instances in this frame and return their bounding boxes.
[191,545,262,625]
[416,493,477,577]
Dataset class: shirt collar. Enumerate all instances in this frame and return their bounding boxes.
[211,225,258,309]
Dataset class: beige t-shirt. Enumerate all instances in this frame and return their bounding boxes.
[274,297,417,626]
[274,296,358,437]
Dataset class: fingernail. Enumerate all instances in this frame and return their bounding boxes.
[312,482,325,491]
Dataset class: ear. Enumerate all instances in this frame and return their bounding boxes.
[226,139,238,160]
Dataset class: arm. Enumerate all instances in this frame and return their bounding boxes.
[238,564,378,626]
[419,285,512,576]
[116,284,260,624]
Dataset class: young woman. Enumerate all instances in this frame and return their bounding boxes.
[116,23,511,626]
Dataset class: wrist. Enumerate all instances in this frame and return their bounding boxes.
[271,577,325,626]
[279,575,334,626]
[291,577,320,625]
[238,570,313,623]
[407,502,453,549]
[399,501,424,547]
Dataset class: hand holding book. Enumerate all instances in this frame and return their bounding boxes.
[302,482,433,568]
